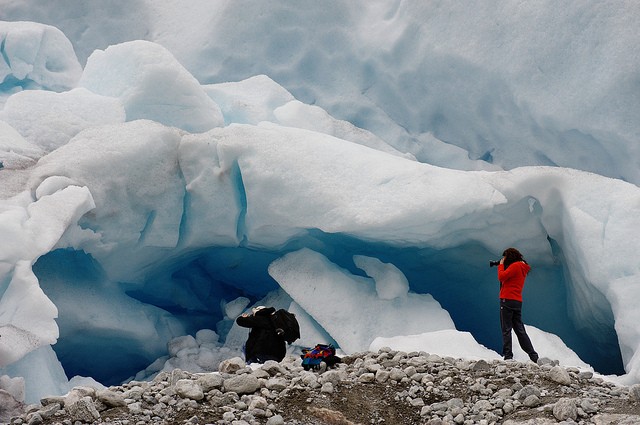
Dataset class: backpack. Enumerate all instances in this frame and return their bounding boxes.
[270,309,300,344]
[301,344,341,370]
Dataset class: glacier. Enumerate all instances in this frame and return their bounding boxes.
[0,1,639,404]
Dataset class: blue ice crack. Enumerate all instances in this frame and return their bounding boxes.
[231,160,248,246]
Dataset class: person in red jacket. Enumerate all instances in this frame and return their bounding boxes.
[497,247,539,362]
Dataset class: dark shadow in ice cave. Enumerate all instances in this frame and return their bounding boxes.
[34,231,624,386]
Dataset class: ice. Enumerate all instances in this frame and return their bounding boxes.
[31,249,186,386]
[28,120,186,279]
[370,326,592,371]
[273,100,416,160]
[204,74,295,126]
[0,345,70,404]
[0,21,81,96]
[221,297,250,320]
[519,326,592,370]
[0,261,58,367]
[167,335,199,357]
[370,330,501,361]
[200,123,503,248]
[268,248,456,353]
[0,121,42,169]
[0,88,125,152]
[133,332,241,382]
[287,301,337,350]
[195,329,219,345]
[0,184,95,373]
[353,255,410,300]
[3,3,640,180]
[79,40,223,133]
[0,1,639,404]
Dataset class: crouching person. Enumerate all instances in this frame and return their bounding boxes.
[236,306,286,364]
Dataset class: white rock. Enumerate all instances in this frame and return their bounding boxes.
[553,397,577,421]
[219,357,247,374]
[548,366,572,385]
[175,379,204,401]
[223,374,261,395]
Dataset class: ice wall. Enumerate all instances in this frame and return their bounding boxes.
[2,1,638,182]
[15,117,638,386]
[1,5,639,403]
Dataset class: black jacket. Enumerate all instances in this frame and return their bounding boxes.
[236,307,286,363]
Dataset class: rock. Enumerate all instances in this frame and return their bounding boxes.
[389,367,406,381]
[67,396,101,422]
[169,368,191,385]
[265,377,288,391]
[629,384,640,401]
[39,396,65,406]
[358,373,375,383]
[523,394,541,407]
[122,385,145,400]
[65,386,96,406]
[321,382,334,393]
[472,399,492,414]
[580,398,599,414]
[261,360,286,376]
[197,373,224,391]
[298,371,318,386]
[553,397,577,421]
[578,370,594,380]
[472,359,491,371]
[375,369,390,383]
[7,351,640,425]
[95,388,127,407]
[516,384,541,401]
[26,412,43,425]
[591,413,640,424]
[248,395,268,410]
[266,414,285,425]
[127,401,143,414]
[218,356,247,374]
[548,366,572,385]
[175,379,204,400]
[223,374,261,394]
[36,403,60,419]
[0,389,24,423]
[319,369,346,386]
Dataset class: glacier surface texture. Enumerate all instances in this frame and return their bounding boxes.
[0,1,639,403]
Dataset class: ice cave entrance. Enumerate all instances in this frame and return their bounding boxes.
[34,235,625,386]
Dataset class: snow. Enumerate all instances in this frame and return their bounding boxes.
[0,2,638,404]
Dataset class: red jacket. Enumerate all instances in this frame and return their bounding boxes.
[498,261,531,301]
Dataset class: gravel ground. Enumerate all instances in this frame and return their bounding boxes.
[5,348,640,425]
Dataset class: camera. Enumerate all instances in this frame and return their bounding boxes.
[489,260,501,267]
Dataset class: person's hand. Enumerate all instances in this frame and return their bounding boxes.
[500,257,505,265]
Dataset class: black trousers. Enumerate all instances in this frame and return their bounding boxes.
[500,298,538,361]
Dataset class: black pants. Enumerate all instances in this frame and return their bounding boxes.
[500,299,538,361]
